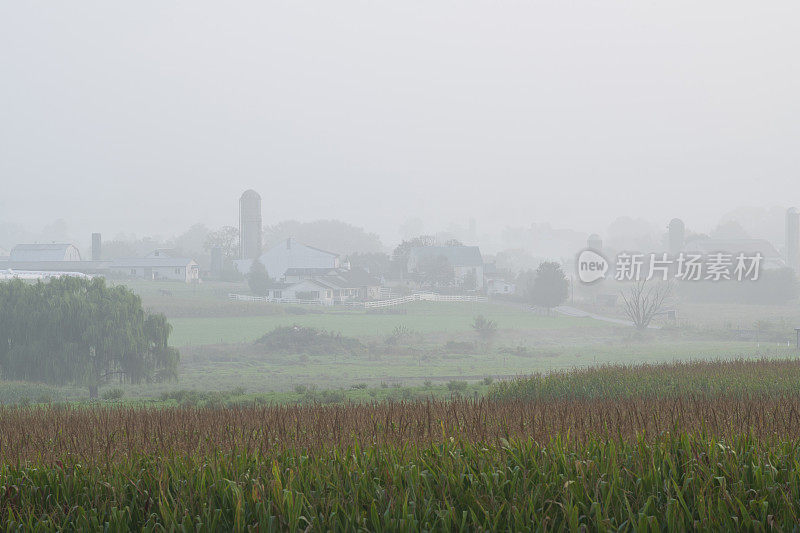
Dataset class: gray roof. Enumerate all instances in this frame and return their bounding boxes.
[111,257,197,268]
[315,267,380,289]
[279,238,339,257]
[284,267,337,277]
[408,246,483,267]
[265,281,292,290]
[10,243,81,262]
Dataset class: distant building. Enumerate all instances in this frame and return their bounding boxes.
[10,243,82,262]
[146,249,180,258]
[486,278,515,295]
[314,267,383,301]
[240,238,339,280]
[109,257,200,283]
[0,247,8,259]
[682,238,785,270]
[91,233,102,261]
[281,278,335,305]
[483,262,515,295]
[787,208,799,271]
[407,245,484,289]
[668,219,685,255]
[254,267,381,305]
[283,267,339,283]
[587,233,603,251]
[239,190,262,260]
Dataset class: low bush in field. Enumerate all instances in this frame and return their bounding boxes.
[443,340,475,353]
[255,325,365,355]
[101,388,125,401]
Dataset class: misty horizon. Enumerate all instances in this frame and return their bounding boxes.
[2,1,798,247]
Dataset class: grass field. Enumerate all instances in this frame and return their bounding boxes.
[6,359,800,529]
[167,301,602,345]
[156,340,793,395]
[12,278,800,402]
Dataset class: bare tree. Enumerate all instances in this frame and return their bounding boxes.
[620,279,671,331]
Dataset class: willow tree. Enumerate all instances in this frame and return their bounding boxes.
[0,277,179,397]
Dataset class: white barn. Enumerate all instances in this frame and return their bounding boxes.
[238,238,339,280]
[10,243,82,262]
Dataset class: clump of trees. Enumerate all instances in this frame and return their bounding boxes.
[0,278,179,398]
[255,325,365,355]
[247,258,271,296]
[526,261,569,309]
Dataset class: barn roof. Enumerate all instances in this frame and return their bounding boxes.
[315,267,380,289]
[284,267,337,277]
[110,257,197,268]
[10,243,81,262]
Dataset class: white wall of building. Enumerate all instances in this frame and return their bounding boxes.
[283,279,334,305]
[110,262,199,283]
[257,239,338,280]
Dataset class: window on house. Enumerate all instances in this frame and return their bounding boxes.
[274,290,282,298]
[326,290,332,298]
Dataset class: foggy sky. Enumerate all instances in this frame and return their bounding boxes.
[1,1,798,244]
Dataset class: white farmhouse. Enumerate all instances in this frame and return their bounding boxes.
[281,278,336,305]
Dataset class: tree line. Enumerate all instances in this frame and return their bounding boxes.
[0,277,179,398]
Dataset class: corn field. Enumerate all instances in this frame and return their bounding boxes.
[4,359,800,529]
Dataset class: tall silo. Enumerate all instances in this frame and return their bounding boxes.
[239,190,262,260]
[91,233,102,261]
[668,218,685,255]
[587,233,603,251]
[786,208,800,271]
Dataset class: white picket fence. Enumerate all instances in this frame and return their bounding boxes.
[364,292,487,309]
[227,293,323,306]
[228,292,487,309]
